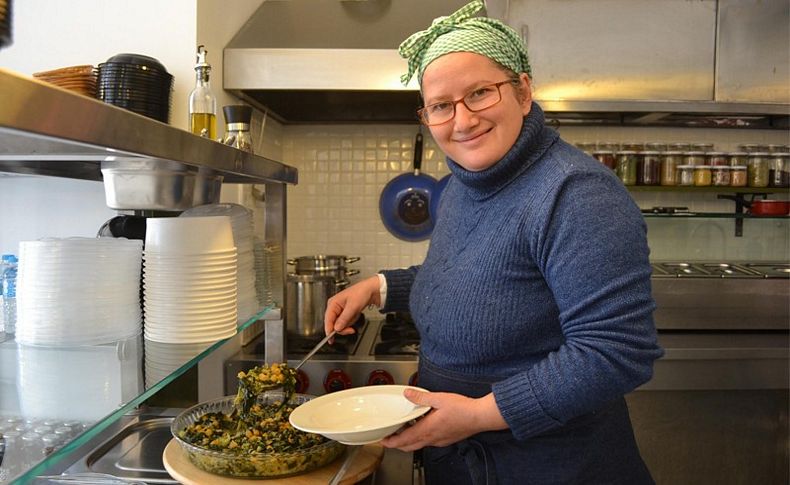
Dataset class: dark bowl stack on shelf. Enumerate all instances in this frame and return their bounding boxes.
[97,53,173,123]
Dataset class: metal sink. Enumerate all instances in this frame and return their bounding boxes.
[65,415,177,484]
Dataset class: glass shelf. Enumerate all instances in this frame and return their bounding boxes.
[1,304,275,484]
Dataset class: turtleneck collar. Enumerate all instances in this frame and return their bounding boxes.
[446,102,558,200]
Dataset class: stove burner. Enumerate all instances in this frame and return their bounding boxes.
[373,312,421,356]
[374,339,420,355]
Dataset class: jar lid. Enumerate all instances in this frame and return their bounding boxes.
[731,165,747,169]
[711,166,730,170]
[771,152,790,157]
[750,152,771,156]
[592,150,614,154]
[708,151,727,156]
[617,150,637,154]
[728,152,748,156]
[664,151,684,155]
[694,165,713,169]
[683,151,706,156]
[642,151,661,155]
[677,164,695,169]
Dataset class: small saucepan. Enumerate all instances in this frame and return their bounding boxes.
[379,132,438,241]
[747,199,790,216]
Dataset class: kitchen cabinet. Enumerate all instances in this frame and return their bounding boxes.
[0,68,298,484]
[499,0,789,105]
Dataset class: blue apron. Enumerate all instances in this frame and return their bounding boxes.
[417,355,655,485]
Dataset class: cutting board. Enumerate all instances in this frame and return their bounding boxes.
[163,439,384,485]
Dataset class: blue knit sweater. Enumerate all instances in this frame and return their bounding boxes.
[381,103,663,441]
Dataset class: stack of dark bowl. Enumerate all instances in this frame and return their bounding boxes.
[97,53,173,123]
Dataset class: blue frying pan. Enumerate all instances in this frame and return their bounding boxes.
[429,174,451,224]
[379,133,438,241]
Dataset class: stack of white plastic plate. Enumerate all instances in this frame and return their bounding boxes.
[143,216,238,344]
[15,237,143,347]
[143,339,213,387]
[181,204,260,323]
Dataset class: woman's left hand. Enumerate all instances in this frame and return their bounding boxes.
[380,389,508,452]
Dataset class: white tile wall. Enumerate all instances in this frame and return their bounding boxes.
[277,123,789,280]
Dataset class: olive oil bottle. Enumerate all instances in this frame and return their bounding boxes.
[188,45,217,139]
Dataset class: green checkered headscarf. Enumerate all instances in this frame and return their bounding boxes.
[398,0,531,86]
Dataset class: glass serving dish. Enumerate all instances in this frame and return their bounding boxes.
[170,392,344,478]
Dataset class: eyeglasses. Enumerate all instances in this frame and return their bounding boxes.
[417,79,520,126]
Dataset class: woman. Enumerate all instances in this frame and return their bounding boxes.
[324,1,663,483]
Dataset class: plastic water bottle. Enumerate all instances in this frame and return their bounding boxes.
[2,254,18,335]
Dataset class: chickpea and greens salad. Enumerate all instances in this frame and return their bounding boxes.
[177,363,328,455]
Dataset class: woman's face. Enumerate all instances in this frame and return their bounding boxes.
[421,52,532,172]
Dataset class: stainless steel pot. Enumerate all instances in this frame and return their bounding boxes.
[286,273,347,338]
[287,255,360,281]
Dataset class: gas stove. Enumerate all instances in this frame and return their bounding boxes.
[225,312,421,396]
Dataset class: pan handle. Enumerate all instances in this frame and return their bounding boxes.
[413,132,423,174]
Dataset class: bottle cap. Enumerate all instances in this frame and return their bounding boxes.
[195,45,210,70]
[223,105,253,125]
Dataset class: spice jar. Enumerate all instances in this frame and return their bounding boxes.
[730,166,747,187]
[728,152,748,167]
[621,143,644,152]
[712,166,731,186]
[748,152,771,187]
[669,142,691,152]
[598,142,620,152]
[638,151,661,185]
[677,165,695,186]
[645,142,667,152]
[739,144,762,153]
[660,151,683,186]
[693,165,712,186]
[768,152,789,188]
[708,152,729,167]
[691,143,714,153]
[683,151,707,166]
[616,151,638,186]
[592,150,616,170]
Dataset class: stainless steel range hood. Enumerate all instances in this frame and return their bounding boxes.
[224,0,789,127]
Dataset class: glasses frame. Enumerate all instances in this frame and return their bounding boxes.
[417,79,521,126]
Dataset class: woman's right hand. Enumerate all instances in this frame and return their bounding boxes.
[324,275,382,336]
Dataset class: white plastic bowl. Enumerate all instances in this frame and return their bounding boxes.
[289,385,431,445]
[145,216,234,254]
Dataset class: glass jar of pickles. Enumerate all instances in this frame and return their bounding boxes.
[769,152,789,188]
[694,165,713,186]
[660,151,683,186]
[677,165,695,186]
[748,152,771,187]
[616,151,638,186]
[730,166,748,187]
[711,166,731,186]
[638,151,661,185]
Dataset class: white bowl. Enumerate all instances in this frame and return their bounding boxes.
[289,385,431,445]
[145,216,234,254]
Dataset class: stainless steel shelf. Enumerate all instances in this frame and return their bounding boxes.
[0,68,297,185]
